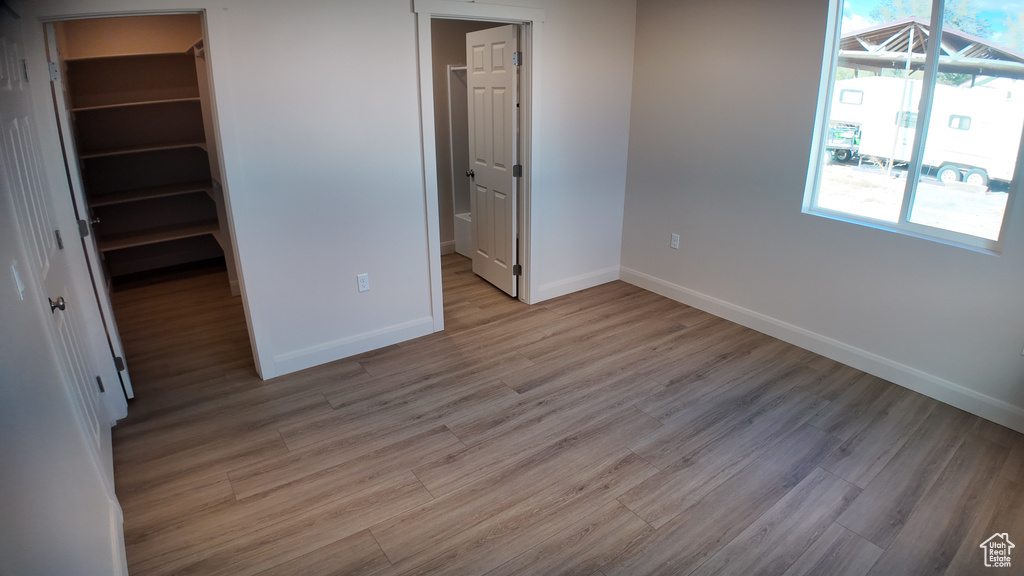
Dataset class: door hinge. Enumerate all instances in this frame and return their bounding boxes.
[21,59,29,83]
[512,264,522,276]
[77,219,90,238]
[113,356,125,372]
[95,376,105,393]
[513,51,522,66]
[54,229,64,250]
[512,164,522,178]
[47,61,59,82]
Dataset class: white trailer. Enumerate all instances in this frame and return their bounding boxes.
[826,75,1024,185]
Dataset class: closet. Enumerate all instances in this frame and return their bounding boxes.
[53,14,238,294]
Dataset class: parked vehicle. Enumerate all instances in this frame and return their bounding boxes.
[826,75,1024,185]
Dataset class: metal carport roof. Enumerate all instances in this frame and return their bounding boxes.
[839,17,1024,80]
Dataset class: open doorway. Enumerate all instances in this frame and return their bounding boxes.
[45,13,256,404]
[414,2,542,331]
[430,19,526,301]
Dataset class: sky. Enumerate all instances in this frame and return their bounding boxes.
[842,0,1024,41]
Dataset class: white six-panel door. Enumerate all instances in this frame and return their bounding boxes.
[1,27,108,446]
[466,25,518,297]
[1,14,125,569]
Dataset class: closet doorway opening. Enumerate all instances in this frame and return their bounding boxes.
[45,13,256,405]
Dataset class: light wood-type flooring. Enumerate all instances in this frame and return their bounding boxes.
[111,254,1024,575]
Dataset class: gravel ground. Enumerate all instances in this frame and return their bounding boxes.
[816,163,1009,241]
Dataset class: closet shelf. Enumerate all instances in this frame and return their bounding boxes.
[211,230,228,252]
[79,140,206,160]
[64,50,194,62]
[97,220,220,252]
[57,14,231,280]
[72,97,201,113]
[88,180,214,207]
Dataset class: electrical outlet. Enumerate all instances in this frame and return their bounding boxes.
[670,233,680,250]
[357,273,370,293]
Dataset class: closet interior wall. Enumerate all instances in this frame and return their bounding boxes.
[54,14,238,294]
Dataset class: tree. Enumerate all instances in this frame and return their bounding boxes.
[869,0,992,38]
[1002,12,1024,52]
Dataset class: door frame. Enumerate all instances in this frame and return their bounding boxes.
[413,0,543,331]
[32,9,261,377]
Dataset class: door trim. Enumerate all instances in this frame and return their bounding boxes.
[413,0,543,332]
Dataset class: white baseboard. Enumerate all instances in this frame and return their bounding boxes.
[110,499,128,576]
[533,265,620,303]
[440,240,456,255]
[269,316,434,378]
[620,266,1024,434]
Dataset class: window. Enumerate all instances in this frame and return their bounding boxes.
[839,88,864,105]
[804,0,1024,252]
[896,111,917,129]
[949,115,971,130]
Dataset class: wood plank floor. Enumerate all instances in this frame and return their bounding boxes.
[111,254,1024,575]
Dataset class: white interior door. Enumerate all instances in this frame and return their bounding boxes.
[2,10,115,449]
[44,23,134,399]
[2,17,126,572]
[467,25,518,297]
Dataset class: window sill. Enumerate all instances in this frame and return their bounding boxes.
[801,206,1003,256]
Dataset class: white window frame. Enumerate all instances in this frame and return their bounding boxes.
[839,88,864,105]
[803,0,1023,254]
[948,114,971,130]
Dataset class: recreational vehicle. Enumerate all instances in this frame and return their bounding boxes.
[826,75,1024,186]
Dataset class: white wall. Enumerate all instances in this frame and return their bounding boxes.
[621,0,1024,432]
[208,1,435,377]
[526,0,636,301]
[27,0,636,379]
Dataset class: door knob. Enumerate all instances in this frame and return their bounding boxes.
[49,296,66,313]
[466,169,475,178]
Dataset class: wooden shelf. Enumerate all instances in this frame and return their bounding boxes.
[74,99,205,156]
[88,180,213,207]
[79,141,206,160]
[64,50,190,63]
[66,52,200,109]
[211,229,227,251]
[72,97,201,113]
[58,14,229,279]
[97,220,220,252]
